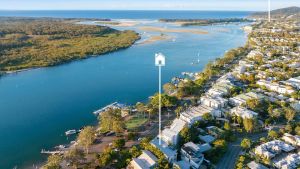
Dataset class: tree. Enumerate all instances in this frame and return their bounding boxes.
[268,130,279,139]
[246,99,260,110]
[64,148,84,168]
[136,102,146,115]
[113,138,126,149]
[163,83,176,95]
[99,108,125,133]
[98,148,113,167]
[224,122,231,131]
[77,126,96,154]
[42,154,62,169]
[295,126,300,136]
[179,126,199,146]
[149,93,178,109]
[243,118,254,133]
[213,139,227,151]
[175,106,184,118]
[202,113,213,121]
[129,146,141,158]
[241,138,252,150]
[284,107,296,123]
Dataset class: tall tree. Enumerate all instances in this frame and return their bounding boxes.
[42,154,62,169]
[77,126,96,154]
[99,108,125,133]
[241,138,252,150]
[284,107,296,123]
[243,118,254,133]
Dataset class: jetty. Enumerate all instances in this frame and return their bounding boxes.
[41,149,65,155]
[93,102,126,115]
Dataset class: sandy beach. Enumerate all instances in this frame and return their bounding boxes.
[138,34,174,45]
[94,20,139,27]
[138,26,208,34]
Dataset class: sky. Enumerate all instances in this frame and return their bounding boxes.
[0,0,299,11]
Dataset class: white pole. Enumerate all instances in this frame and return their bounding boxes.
[268,0,271,22]
[159,65,162,145]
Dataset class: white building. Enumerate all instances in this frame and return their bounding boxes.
[257,80,295,94]
[129,150,158,169]
[230,106,258,119]
[150,138,177,163]
[247,50,264,59]
[247,161,268,169]
[284,76,300,89]
[229,92,265,106]
[181,142,204,169]
[255,140,295,159]
[200,95,228,109]
[273,153,300,169]
[161,118,186,146]
[282,133,300,147]
[180,105,222,125]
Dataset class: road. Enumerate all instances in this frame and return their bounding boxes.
[216,132,267,169]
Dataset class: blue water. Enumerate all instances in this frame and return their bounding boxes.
[0,10,251,19]
[0,11,250,169]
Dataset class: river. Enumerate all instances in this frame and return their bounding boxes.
[0,10,250,168]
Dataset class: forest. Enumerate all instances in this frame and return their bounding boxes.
[0,17,140,72]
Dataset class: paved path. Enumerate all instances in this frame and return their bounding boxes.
[216,132,267,169]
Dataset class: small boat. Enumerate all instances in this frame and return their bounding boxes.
[65,129,77,136]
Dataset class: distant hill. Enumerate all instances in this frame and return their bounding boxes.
[250,6,300,20]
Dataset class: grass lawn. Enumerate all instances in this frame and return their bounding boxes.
[125,116,148,130]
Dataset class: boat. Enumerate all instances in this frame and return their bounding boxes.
[65,129,77,136]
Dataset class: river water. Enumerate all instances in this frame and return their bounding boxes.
[0,10,250,168]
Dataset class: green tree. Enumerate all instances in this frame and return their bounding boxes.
[179,126,199,146]
[295,126,300,136]
[149,93,178,108]
[42,154,62,169]
[243,118,254,133]
[224,122,231,131]
[129,146,141,158]
[163,83,176,95]
[268,130,279,139]
[113,138,126,149]
[175,106,184,118]
[241,138,252,150]
[284,107,296,123]
[202,113,213,121]
[99,108,125,133]
[64,148,84,168]
[77,126,96,154]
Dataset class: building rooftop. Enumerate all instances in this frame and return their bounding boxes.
[247,161,268,169]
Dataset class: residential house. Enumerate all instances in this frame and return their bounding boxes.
[200,95,228,109]
[129,150,158,169]
[150,138,177,163]
[161,118,186,146]
[181,142,204,169]
[230,106,258,119]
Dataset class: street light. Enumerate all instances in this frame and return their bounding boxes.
[155,53,166,145]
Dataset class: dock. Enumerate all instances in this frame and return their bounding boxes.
[41,149,65,155]
[93,102,126,115]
